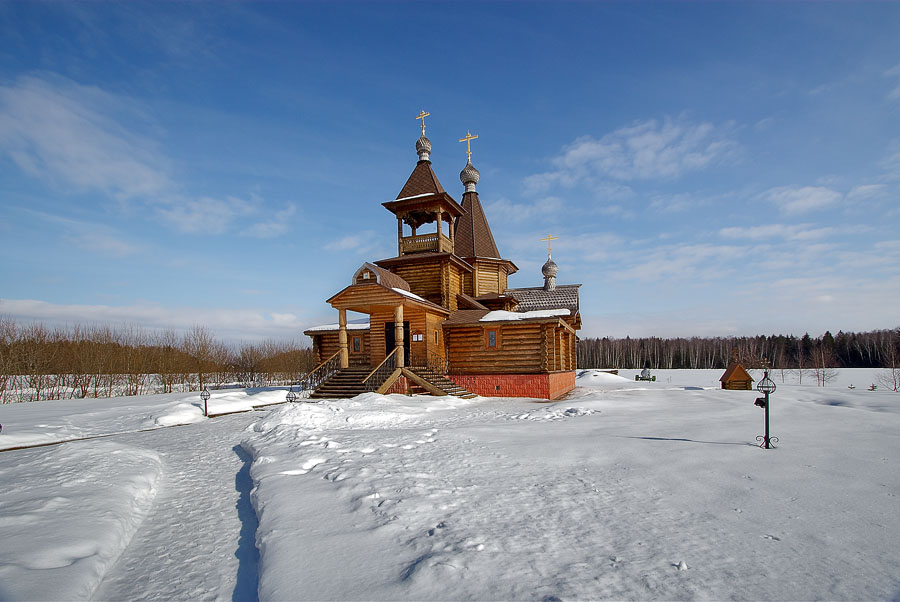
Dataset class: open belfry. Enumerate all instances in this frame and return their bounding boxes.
[303,112,582,400]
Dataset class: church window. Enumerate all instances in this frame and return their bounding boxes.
[352,337,361,352]
[485,329,499,349]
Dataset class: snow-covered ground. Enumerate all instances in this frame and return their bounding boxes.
[0,369,898,600]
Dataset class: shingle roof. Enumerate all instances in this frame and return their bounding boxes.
[454,191,500,259]
[505,284,580,315]
[396,160,445,199]
[456,293,489,310]
[353,262,411,291]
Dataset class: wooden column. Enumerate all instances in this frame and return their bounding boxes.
[338,309,349,368]
[448,214,454,247]
[394,305,405,368]
[397,217,403,255]
[436,210,442,240]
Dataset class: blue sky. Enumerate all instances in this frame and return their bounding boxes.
[1,2,898,342]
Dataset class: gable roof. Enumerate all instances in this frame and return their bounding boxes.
[454,191,500,259]
[396,160,445,199]
[506,284,580,315]
[720,363,754,383]
[353,262,411,291]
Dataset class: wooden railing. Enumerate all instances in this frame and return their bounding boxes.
[299,350,342,392]
[362,347,400,391]
[410,349,447,375]
[400,232,452,254]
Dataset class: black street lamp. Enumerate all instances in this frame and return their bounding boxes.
[755,369,778,449]
[200,387,211,417]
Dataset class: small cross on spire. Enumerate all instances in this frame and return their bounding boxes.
[541,233,559,258]
[416,110,430,136]
[459,131,478,160]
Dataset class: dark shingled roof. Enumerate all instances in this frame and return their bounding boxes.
[354,262,411,291]
[396,160,445,199]
[506,284,581,315]
[456,293,489,310]
[454,191,500,259]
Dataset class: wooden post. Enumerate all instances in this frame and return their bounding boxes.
[436,210,442,247]
[338,309,349,368]
[448,214,454,250]
[394,305,405,368]
[397,217,403,255]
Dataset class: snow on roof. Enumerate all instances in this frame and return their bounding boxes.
[390,192,433,203]
[392,287,430,303]
[305,321,370,333]
[479,309,570,322]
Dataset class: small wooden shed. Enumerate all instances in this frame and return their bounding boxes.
[720,363,754,390]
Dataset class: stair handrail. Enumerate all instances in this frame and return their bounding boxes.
[362,347,400,391]
[410,348,448,375]
[299,350,342,392]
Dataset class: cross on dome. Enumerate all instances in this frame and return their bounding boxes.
[541,233,559,258]
[416,110,430,136]
[459,131,478,160]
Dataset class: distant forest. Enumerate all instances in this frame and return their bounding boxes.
[576,329,900,371]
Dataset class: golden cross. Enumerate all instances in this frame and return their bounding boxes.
[541,233,559,257]
[416,110,429,136]
[459,131,478,160]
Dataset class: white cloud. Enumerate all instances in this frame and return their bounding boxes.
[324,230,381,254]
[0,298,312,343]
[157,196,256,234]
[485,196,564,224]
[885,63,900,101]
[242,204,297,239]
[846,184,887,201]
[526,116,739,193]
[0,74,170,200]
[762,185,842,215]
[719,223,837,242]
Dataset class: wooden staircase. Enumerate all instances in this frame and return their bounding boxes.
[308,366,476,400]
[405,367,477,399]
[309,367,372,400]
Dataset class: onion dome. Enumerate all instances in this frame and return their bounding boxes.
[542,257,559,278]
[416,135,432,161]
[459,159,480,193]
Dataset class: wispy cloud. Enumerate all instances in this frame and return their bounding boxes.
[242,204,297,239]
[324,230,381,254]
[485,196,563,224]
[885,63,900,101]
[0,73,285,237]
[762,185,842,215]
[719,223,838,242]
[0,298,312,342]
[0,74,170,200]
[525,116,739,194]
[21,209,140,257]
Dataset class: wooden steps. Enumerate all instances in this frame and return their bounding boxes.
[406,367,477,399]
[309,367,372,399]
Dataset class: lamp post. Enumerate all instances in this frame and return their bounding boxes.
[200,387,211,417]
[286,387,298,403]
[755,368,777,449]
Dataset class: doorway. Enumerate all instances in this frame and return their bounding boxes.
[384,321,411,365]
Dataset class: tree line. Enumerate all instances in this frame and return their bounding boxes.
[576,329,900,372]
[0,318,317,403]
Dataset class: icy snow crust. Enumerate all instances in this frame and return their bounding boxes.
[0,369,898,600]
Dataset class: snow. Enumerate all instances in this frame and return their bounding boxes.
[0,387,288,451]
[304,321,370,332]
[1,369,899,600]
[392,287,430,303]
[479,308,571,321]
[0,441,162,601]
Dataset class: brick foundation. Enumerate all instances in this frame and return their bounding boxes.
[448,371,575,400]
[384,376,409,395]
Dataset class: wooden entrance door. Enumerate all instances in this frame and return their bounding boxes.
[384,321,410,365]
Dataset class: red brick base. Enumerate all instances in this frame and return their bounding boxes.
[448,371,575,400]
[384,376,409,395]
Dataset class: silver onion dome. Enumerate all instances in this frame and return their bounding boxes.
[542,258,559,278]
[460,159,480,192]
[416,135,432,161]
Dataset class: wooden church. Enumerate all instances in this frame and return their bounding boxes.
[302,114,581,400]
